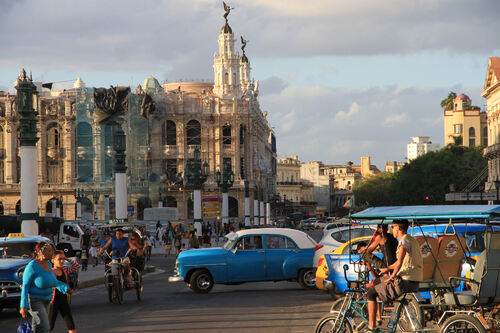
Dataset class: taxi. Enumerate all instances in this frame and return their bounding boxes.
[315,236,373,291]
[0,233,50,309]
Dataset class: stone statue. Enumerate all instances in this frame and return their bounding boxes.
[223,2,233,22]
[140,93,155,118]
[93,86,130,124]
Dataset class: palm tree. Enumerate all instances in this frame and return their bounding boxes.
[440,92,457,110]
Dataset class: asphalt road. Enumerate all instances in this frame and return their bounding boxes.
[1,229,333,332]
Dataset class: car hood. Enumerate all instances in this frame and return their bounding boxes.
[178,247,228,259]
[0,258,31,270]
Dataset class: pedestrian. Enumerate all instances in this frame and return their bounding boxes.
[80,229,91,270]
[144,232,154,261]
[189,231,200,249]
[20,242,70,333]
[49,251,80,333]
[174,231,182,256]
[90,230,99,267]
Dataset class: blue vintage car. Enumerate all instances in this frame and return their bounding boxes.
[168,228,317,293]
[0,234,50,310]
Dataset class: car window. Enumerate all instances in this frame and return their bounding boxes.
[466,233,485,253]
[331,231,342,242]
[235,236,263,250]
[267,235,286,249]
[286,238,298,249]
[361,228,375,237]
[0,242,35,257]
[63,225,80,238]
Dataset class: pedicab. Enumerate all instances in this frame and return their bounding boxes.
[315,205,500,333]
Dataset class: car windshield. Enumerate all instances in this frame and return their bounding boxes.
[223,239,236,250]
[0,242,34,258]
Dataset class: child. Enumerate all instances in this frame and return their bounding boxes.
[80,250,88,271]
[49,250,80,333]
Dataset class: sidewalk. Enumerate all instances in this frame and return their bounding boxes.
[149,235,227,256]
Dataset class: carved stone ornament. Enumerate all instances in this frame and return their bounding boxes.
[93,86,130,124]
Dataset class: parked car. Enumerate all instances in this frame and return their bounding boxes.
[168,228,317,293]
[319,223,500,295]
[314,220,327,229]
[298,220,315,231]
[313,225,376,267]
[0,233,79,310]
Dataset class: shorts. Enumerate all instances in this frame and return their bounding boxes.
[368,276,419,303]
[89,247,97,257]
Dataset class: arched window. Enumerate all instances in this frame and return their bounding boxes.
[76,122,93,182]
[224,73,228,85]
[46,123,60,147]
[162,120,177,145]
[186,120,201,145]
[469,127,476,137]
[222,124,231,144]
[233,73,236,85]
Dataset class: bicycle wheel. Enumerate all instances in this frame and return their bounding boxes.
[314,313,353,333]
[113,276,123,305]
[330,297,366,329]
[440,314,486,333]
[135,271,143,301]
[395,294,424,332]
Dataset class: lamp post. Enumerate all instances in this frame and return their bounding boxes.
[495,177,500,203]
[216,162,234,226]
[186,147,209,224]
[17,69,39,236]
[113,126,127,221]
[259,188,265,225]
[73,188,85,220]
[244,180,250,227]
[253,184,259,225]
[92,190,100,220]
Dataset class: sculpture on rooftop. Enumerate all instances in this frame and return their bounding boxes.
[93,86,130,124]
[241,36,248,52]
[223,2,233,22]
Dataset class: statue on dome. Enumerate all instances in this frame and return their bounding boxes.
[241,36,248,52]
[93,86,130,124]
[223,2,233,22]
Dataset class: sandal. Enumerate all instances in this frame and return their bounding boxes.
[377,319,383,326]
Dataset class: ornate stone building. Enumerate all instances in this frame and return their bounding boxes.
[483,57,500,189]
[0,15,277,221]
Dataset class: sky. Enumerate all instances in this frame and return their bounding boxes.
[1,0,499,169]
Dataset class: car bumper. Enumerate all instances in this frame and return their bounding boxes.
[168,275,184,282]
[324,279,335,291]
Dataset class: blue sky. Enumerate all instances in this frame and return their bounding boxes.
[1,0,499,168]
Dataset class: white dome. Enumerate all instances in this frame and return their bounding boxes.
[73,77,85,89]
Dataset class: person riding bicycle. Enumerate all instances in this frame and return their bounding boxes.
[99,229,132,282]
[366,219,423,333]
[358,224,398,277]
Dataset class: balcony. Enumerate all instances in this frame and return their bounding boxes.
[484,143,500,160]
[163,145,177,156]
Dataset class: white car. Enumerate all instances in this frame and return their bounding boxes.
[314,220,327,229]
[313,225,377,267]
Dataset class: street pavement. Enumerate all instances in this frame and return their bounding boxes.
[0,229,332,332]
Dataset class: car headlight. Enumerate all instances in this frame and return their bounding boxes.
[17,267,25,280]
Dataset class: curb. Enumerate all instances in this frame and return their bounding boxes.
[77,265,156,290]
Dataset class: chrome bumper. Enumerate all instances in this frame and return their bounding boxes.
[168,275,184,282]
[324,279,334,291]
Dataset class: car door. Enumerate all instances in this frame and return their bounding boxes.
[227,235,266,282]
[265,235,298,280]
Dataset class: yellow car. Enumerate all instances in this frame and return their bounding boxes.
[315,236,372,291]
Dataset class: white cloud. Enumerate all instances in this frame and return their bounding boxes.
[280,111,297,134]
[334,102,360,122]
[382,113,409,127]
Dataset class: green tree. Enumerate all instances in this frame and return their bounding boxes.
[353,172,394,207]
[440,91,457,110]
[390,146,486,205]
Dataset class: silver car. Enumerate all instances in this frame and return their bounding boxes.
[313,225,376,267]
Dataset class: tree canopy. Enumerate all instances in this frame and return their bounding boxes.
[440,91,457,110]
[353,146,486,207]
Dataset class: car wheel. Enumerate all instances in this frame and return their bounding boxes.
[298,268,316,289]
[189,269,214,294]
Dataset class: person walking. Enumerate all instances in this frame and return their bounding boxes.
[49,251,80,333]
[89,230,99,267]
[80,229,91,271]
[20,242,70,333]
[144,232,154,261]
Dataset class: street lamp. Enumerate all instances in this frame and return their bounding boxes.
[216,162,235,225]
[73,188,86,220]
[185,147,209,223]
[92,190,100,220]
[494,177,500,203]
[113,126,127,221]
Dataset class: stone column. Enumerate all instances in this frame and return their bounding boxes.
[253,186,259,226]
[266,202,271,225]
[114,126,128,221]
[4,122,16,184]
[222,191,229,225]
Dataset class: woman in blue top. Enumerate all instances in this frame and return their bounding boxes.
[20,241,69,333]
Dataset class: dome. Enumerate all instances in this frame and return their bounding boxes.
[73,77,85,89]
[142,75,161,93]
[454,93,471,103]
[220,22,232,34]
